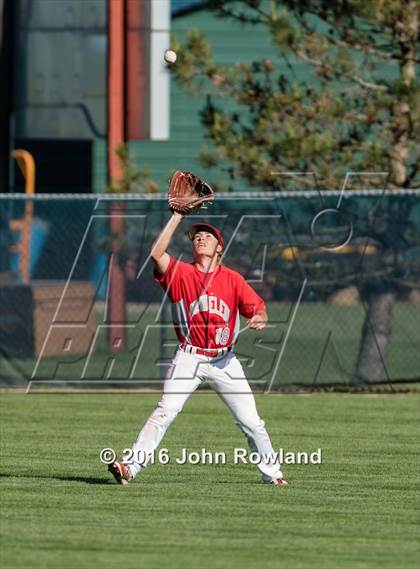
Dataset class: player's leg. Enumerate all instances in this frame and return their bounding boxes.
[126,349,205,478]
[209,353,286,484]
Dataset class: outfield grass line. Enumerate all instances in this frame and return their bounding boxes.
[2,387,419,396]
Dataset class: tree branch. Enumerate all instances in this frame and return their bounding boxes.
[296,50,389,91]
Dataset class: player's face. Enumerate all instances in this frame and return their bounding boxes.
[192,231,220,258]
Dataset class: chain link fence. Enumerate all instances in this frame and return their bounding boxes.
[0,191,419,391]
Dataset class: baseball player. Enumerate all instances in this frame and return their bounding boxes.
[108,211,288,486]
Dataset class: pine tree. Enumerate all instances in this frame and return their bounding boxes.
[172,0,419,384]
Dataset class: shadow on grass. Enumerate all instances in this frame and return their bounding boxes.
[0,472,112,485]
[56,475,113,485]
[0,471,266,486]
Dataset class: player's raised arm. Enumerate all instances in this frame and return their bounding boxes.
[150,212,183,274]
[151,170,215,274]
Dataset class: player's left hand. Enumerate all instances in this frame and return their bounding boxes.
[246,312,268,331]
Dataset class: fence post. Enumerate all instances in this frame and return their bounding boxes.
[11,149,35,284]
[107,0,126,353]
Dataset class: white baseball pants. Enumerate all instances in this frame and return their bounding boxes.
[128,348,284,482]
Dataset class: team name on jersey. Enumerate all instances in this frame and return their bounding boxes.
[189,295,230,323]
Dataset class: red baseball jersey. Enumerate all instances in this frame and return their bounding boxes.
[154,255,265,349]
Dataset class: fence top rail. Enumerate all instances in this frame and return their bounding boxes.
[1,189,420,201]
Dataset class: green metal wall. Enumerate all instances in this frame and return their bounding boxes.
[93,7,299,194]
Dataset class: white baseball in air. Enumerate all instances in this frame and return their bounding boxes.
[164,49,177,64]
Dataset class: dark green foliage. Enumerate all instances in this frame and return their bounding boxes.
[171,0,419,190]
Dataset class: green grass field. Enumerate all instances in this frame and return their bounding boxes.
[0,392,418,569]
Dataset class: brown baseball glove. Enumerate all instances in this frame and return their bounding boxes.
[168,171,214,215]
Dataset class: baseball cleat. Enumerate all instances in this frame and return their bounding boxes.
[108,459,133,485]
[271,478,288,486]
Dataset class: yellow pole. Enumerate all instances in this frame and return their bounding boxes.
[11,150,36,284]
